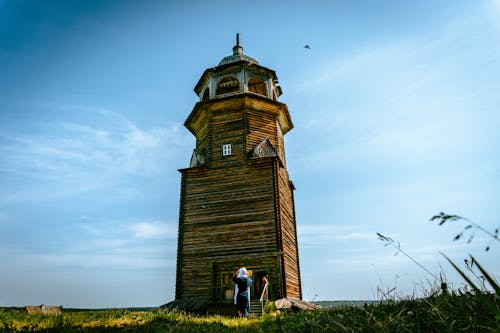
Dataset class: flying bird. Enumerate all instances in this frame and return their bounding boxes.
[304,45,311,50]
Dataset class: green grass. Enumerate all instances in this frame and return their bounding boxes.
[1,292,497,332]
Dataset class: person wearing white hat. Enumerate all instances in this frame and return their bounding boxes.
[232,267,253,317]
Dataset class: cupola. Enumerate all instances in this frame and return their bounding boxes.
[194,33,283,102]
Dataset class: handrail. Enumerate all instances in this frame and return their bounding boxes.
[259,282,269,313]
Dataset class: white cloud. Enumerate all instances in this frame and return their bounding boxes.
[488,0,500,27]
[130,221,176,239]
[77,217,178,241]
[298,224,376,247]
[17,252,175,270]
[290,16,500,174]
[126,125,164,150]
[0,108,192,202]
[79,219,177,241]
[0,219,179,272]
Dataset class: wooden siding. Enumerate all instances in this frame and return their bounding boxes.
[209,109,246,169]
[175,172,187,299]
[186,95,292,144]
[178,161,281,299]
[176,92,301,303]
[195,118,209,151]
[246,110,279,153]
[276,124,286,166]
[277,166,301,298]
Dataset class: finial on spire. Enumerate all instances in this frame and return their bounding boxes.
[233,33,243,55]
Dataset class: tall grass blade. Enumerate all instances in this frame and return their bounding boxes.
[442,253,499,323]
[471,255,499,294]
[440,252,480,292]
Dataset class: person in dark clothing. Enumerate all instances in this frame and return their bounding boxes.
[232,267,253,317]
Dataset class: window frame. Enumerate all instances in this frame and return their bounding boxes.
[222,143,232,156]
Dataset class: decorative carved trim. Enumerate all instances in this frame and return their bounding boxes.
[251,137,278,158]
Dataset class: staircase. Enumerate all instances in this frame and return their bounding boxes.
[250,300,263,316]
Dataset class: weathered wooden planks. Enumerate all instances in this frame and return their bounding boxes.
[277,166,302,299]
[176,88,301,305]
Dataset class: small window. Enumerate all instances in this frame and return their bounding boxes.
[222,144,232,156]
[248,77,267,96]
[216,76,240,96]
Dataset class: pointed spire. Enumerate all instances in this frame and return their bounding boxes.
[218,33,258,66]
[233,32,243,55]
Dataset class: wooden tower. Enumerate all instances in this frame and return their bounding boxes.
[175,35,301,311]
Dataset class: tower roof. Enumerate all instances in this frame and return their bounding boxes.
[218,33,259,66]
[194,34,280,96]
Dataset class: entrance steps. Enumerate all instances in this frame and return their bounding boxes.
[250,300,263,316]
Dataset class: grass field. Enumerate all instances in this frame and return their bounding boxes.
[1,292,498,332]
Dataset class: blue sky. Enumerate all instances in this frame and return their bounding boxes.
[1,0,499,308]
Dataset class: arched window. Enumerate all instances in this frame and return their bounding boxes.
[216,76,240,96]
[248,77,267,97]
[202,88,210,101]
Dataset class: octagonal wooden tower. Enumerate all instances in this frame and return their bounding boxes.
[175,35,301,312]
